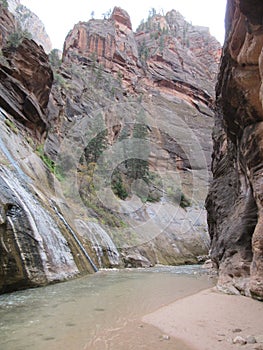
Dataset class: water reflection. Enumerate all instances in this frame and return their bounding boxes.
[0,266,215,350]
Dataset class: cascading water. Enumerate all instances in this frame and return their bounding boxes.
[0,167,79,285]
[52,205,98,272]
[76,220,120,267]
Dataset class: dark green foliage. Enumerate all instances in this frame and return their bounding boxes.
[179,190,191,208]
[111,115,152,202]
[182,22,190,48]
[126,121,149,181]
[0,0,8,9]
[167,187,191,208]
[4,119,18,133]
[138,40,149,62]
[49,49,62,69]
[36,145,64,181]
[159,36,165,53]
[148,8,157,18]
[96,64,104,82]
[111,174,128,200]
[137,19,145,32]
[85,129,108,164]
[53,73,70,89]
[36,145,54,169]
[7,28,32,48]
[16,4,31,21]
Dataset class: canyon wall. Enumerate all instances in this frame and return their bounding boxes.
[7,0,52,52]
[206,0,263,300]
[0,4,220,293]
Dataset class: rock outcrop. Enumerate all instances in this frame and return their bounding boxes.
[49,7,220,269]
[7,0,52,52]
[0,37,53,137]
[206,0,263,300]
[0,5,221,293]
[0,3,53,137]
[0,3,17,47]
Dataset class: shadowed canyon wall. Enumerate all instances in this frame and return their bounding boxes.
[206,0,263,300]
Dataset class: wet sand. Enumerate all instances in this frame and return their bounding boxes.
[143,288,263,350]
[84,320,192,350]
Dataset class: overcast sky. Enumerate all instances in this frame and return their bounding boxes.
[21,0,227,50]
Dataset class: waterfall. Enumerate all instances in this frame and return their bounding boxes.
[52,205,98,272]
[76,220,120,267]
[0,168,79,282]
[0,108,32,183]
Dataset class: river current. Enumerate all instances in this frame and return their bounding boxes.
[0,265,215,350]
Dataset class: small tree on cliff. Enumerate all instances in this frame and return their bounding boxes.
[102,9,112,20]
[0,0,8,9]
[49,49,62,69]
[148,8,157,18]
[7,28,32,48]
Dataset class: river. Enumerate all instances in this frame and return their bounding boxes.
[0,265,215,350]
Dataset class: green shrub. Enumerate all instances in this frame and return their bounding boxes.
[167,187,191,208]
[179,191,191,208]
[53,73,66,87]
[49,49,62,69]
[36,144,55,171]
[111,175,128,200]
[4,119,18,134]
[36,144,64,181]
[0,0,8,9]
[7,29,32,48]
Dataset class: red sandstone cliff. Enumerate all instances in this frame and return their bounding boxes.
[0,5,221,293]
[206,0,263,300]
[0,4,53,137]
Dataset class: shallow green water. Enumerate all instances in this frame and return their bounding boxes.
[0,265,215,350]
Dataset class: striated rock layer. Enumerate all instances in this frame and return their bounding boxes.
[0,5,221,293]
[206,0,263,300]
[51,7,220,269]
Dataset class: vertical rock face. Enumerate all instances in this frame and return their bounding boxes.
[50,6,221,272]
[206,0,263,300]
[0,5,221,293]
[165,10,221,79]
[0,38,53,136]
[63,7,140,90]
[7,0,52,52]
[0,4,17,47]
[0,5,53,137]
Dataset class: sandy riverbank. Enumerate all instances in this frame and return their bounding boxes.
[143,288,263,350]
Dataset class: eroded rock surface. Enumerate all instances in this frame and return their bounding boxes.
[46,7,220,271]
[0,5,221,293]
[206,0,263,300]
[0,35,53,137]
[7,0,52,52]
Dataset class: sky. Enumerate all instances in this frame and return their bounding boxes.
[21,0,227,50]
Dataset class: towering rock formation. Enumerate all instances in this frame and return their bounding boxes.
[7,0,52,52]
[0,5,53,137]
[0,5,221,293]
[47,7,221,272]
[206,0,263,300]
